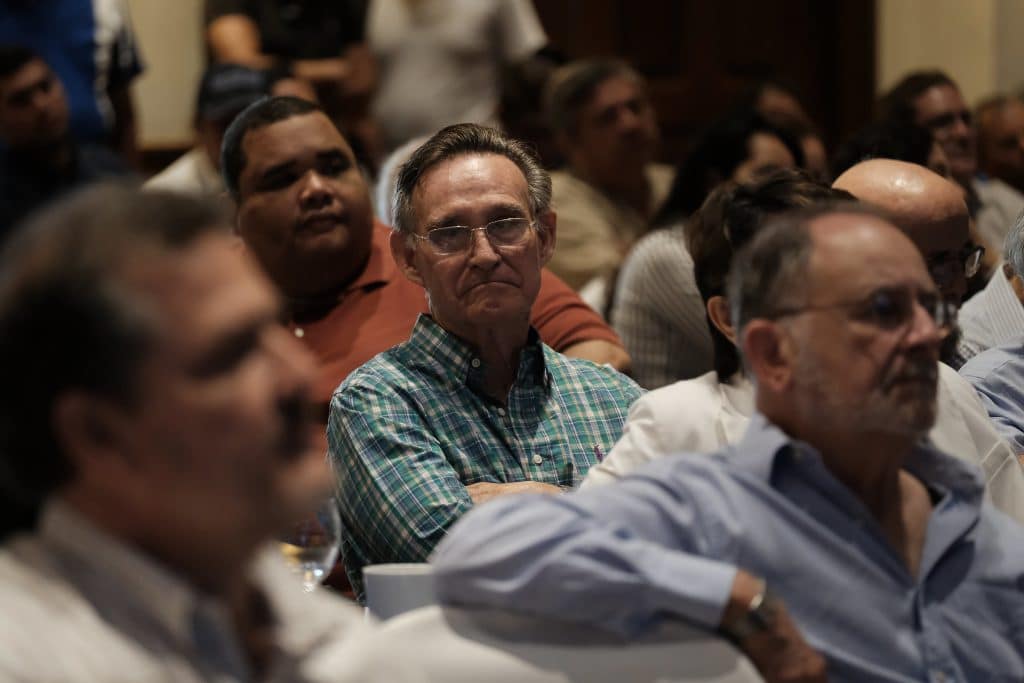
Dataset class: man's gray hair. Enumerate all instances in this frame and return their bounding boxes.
[391,123,551,236]
[543,58,644,138]
[1005,209,1024,277]
[727,202,881,337]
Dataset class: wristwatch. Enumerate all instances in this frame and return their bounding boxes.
[720,579,779,643]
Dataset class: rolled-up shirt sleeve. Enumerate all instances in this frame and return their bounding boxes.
[431,464,739,637]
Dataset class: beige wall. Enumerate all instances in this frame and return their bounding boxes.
[878,0,1024,106]
[127,0,204,147]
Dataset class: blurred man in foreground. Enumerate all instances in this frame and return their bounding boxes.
[0,186,371,681]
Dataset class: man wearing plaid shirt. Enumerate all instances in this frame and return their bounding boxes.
[328,123,643,598]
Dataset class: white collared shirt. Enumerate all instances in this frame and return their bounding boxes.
[958,268,1024,364]
[0,500,374,682]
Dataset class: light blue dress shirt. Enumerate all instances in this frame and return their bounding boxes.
[432,415,1024,682]
[960,340,1024,454]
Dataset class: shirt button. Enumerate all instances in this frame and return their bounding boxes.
[470,358,481,368]
[532,454,543,465]
[931,671,946,683]
[293,328,305,338]
[497,407,506,416]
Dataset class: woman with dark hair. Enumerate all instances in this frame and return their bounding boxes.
[610,109,803,388]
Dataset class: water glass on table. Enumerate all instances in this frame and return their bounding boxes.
[279,499,341,592]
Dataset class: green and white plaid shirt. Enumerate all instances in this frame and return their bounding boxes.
[329,314,644,598]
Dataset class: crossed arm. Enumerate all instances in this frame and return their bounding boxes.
[327,379,560,566]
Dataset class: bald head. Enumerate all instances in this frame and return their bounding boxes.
[833,159,970,302]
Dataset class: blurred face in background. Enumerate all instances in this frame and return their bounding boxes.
[0,57,69,149]
[732,132,797,184]
[978,98,1024,192]
[566,74,659,186]
[913,84,976,185]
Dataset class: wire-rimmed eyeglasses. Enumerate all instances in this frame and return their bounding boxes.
[412,217,534,255]
[769,286,958,332]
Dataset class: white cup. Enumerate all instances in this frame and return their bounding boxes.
[363,563,436,620]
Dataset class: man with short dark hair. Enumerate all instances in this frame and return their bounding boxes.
[0,185,370,680]
[329,123,643,597]
[433,204,1024,683]
[879,70,1024,253]
[0,0,144,162]
[0,46,130,235]
[222,96,630,413]
[543,59,672,294]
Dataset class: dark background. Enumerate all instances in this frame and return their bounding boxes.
[533,0,875,162]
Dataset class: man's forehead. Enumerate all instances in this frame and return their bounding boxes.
[1,58,50,97]
[990,101,1024,130]
[835,162,967,229]
[914,83,967,116]
[242,112,351,168]
[585,75,643,111]
[412,153,530,217]
[118,235,276,339]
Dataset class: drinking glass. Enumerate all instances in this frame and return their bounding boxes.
[279,499,341,592]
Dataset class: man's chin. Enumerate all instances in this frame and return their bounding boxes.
[948,157,977,184]
[295,224,352,251]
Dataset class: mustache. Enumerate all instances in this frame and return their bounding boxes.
[298,210,345,228]
[882,361,938,391]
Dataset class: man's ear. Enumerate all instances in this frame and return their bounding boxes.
[389,230,425,287]
[51,392,133,482]
[1006,264,1024,305]
[741,319,795,393]
[536,210,557,266]
[706,296,736,344]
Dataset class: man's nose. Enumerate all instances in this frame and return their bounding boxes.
[952,115,973,141]
[615,105,643,132]
[30,87,54,114]
[299,170,333,207]
[904,298,947,351]
[467,227,500,267]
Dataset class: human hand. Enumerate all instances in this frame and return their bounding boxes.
[721,570,828,683]
[740,610,827,683]
[466,481,563,505]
